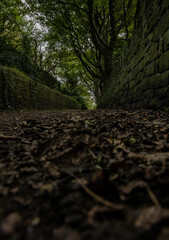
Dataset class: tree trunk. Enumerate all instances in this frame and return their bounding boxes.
[103,47,113,83]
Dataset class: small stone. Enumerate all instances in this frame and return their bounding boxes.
[30,217,40,227]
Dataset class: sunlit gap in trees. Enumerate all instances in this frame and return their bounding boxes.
[19,0,95,109]
[3,0,139,109]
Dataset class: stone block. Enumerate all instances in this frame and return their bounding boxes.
[155,86,169,100]
[159,50,169,72]
[136,63,141,76]
[153,9,169,43]
[146,62,155,77]
[143,53,151,67]
[119,97,125,105]
[149,74,161,89]
[129,80,134,89]
[159,10,169,36]
[144,89,154,99]
[135,72,141,85]
[132,102,140,109]
[149,98,160,109]
[128,87,136,96]
[162,97,169,107]
[154,22,161,42]
[160,70,169,88]
[137,97,149,108]
[150,43,158,62]
[132,94,138,102]
[0,69,3,109]
[126,96,133,104]
[125,104,132,110]
[133,50,144,67]
[160,0,169,12]
[164,29,169,51]
[154,58,159,73]
[142,78,151,90]
[139,60,144,71]
[124,83,129,91]
[158,37,164,56]
[135,82,142,92]
[127,50,133,62]
[137,90,144,101]
[142,68,147,78]
[118,82,124,91]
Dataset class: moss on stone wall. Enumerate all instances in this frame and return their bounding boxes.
[0,66,80,110]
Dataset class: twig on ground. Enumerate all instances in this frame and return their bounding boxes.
[0,134,20,140]
[146,185,161,207]
[63,169,127,211]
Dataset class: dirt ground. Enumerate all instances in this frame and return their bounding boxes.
[0,109,169,240]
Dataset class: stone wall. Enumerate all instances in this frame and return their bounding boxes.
[0,66,80,110]
[100,0,169,109]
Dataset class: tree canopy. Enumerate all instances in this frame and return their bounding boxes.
[26,0,137,105]
[0,0,138,108]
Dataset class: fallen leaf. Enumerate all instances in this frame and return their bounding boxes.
[87,206,110,226]
[39,184,54,194]
[52,227,80,240]
[1,212,22,234]
[135,207,169,229]
[120,180,147,195]
[30,217,41,227]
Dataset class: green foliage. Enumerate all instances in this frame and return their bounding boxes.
[0,0,27,50]
[52,48,94,109]
[0,0,61,89]
[7,67,28,79]
[0,42,60,89]
[25,0,137,106]
[59,85,87,110]
[0,0,62,90]
[0,0,138,108]
[163,107,169,113]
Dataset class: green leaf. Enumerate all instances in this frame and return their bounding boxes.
[128,137,137,145]
[95,165,102,170]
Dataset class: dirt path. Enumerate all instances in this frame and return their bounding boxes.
[0,109,169,240]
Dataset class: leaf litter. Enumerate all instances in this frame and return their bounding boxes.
[0,109,169,239]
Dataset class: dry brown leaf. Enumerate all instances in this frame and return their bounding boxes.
[135,206,169,229]
[120,180,147,195]
[39,184,54,194]
[1,212,22,234]
[52,227,80,240]
[0,134,20,140]
[128,152,169,163]
[120,180,160,206]
[87,206,110,227]
[30,217,41,227]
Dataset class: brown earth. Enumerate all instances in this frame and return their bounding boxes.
[0,109,169,240]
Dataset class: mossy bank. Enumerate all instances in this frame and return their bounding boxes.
[0,66,81,110]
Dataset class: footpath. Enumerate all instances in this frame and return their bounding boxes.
[0,109,169,240]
